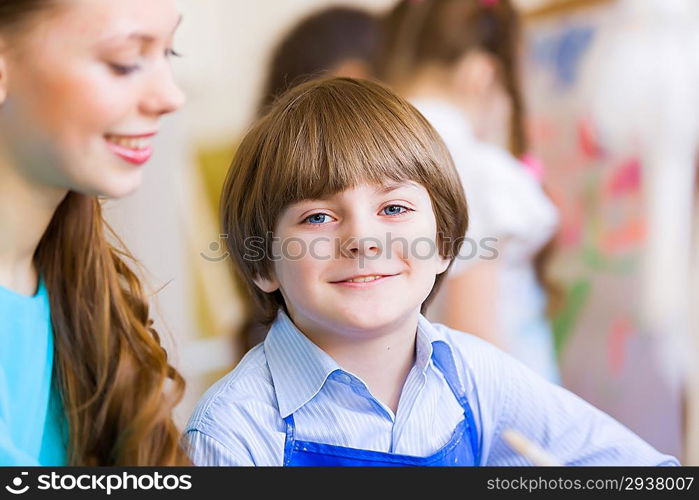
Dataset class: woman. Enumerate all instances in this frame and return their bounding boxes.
[378,0,561,382]
[0,0,188,465]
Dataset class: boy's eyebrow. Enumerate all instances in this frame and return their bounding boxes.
[376,181,419,195]
[289,181,420,209]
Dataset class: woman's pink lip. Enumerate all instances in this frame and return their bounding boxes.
[107,132,158,138]
[105,139,153,166]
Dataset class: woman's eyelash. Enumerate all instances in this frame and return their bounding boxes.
[110,63,140,76]
[110,49,180,76]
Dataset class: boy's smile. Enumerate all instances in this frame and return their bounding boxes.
[330,273,400,287]
[254,181,450,341]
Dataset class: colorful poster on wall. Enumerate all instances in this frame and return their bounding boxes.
[524,2,683,458]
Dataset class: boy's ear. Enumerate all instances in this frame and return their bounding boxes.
[253,274,280,294]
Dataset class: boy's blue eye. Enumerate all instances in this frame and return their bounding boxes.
[305,213,332,224]
[383,205,410,216]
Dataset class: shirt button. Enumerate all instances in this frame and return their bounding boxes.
[337,373,352,384]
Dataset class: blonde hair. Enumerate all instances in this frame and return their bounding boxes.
[221,77,468,325]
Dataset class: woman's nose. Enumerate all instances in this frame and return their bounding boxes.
[140,64,186,116]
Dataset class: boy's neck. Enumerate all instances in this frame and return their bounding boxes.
[293,310,419,415]
[292,310,421,415]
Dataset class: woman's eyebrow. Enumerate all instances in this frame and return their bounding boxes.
[100,15,183,45]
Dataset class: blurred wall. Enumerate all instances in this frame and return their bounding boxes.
[174,0,395,146]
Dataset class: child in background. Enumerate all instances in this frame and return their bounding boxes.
[377,0,560,382]
[258,6,379,115]
[184,77,677,466]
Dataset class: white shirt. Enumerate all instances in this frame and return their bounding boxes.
[412,98,560,382]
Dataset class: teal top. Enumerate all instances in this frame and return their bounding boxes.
[0,279,68,465]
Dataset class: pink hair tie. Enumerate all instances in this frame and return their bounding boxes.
[521,153,545,183]
[481,0,500,6]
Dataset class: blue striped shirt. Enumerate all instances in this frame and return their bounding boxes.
[183,310,679,466]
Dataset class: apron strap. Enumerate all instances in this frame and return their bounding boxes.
[432,341,481,465]
[282,414,296,466]
[431,342,466,399]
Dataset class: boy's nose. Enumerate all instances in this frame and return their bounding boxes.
[338,212,385,259]
[342,236,381,258]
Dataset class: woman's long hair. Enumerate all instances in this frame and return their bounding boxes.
[35,194,188,465]
[2,0,189,465]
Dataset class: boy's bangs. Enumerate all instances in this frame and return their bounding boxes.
[263,80,442,205]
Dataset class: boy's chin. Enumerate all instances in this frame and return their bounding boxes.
[334,307,414,334]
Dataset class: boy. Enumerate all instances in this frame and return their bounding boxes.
[184,77,678,466]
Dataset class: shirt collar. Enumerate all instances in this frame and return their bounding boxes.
[416,313,458,377]
[264,310,343,418]
[264,309,459,418]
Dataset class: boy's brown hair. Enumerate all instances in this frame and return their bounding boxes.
[221,77,468,325]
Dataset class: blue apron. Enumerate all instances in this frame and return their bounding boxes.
[282,348,481,466]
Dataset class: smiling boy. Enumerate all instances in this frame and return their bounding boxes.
[184,77,678,466]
